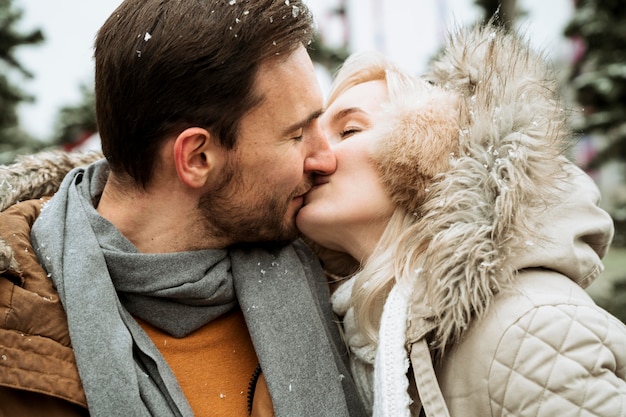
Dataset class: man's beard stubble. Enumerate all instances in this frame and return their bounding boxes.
[199,164,311,246]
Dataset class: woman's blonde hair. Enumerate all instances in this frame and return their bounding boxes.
[326,51,395,107]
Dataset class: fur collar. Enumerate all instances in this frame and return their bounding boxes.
[0,150,102,212]
[0,150,101,273]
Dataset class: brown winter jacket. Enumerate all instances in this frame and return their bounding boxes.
[0,199,88,416]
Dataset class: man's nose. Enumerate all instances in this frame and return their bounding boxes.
[304,124,337,175]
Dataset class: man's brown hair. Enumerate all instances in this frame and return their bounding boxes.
[94,0,314,187]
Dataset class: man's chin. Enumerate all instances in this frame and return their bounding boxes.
[230,226,298,250]
[277,219,300,243]
[245,217,299,247]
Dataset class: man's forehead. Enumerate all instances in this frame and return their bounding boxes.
[247,49,323,130]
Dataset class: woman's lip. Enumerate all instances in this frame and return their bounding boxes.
[309,182,326,192]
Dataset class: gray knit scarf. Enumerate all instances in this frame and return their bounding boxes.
[31,160,365,417]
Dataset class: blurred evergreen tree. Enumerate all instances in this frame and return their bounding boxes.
[474,0,519,29]
[565,0,626,324]
[309,32,349,76]
[602,279,626,325]
[308,1,349,76]
[564,0,626,170]
[0,0,46,164]
[51,83,97,150]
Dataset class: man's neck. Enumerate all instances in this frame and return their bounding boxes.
[96,177,225,253]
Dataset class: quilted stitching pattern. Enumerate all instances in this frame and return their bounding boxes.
[489,304,626,417]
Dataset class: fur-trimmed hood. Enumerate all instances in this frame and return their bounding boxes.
[373,24,614,353]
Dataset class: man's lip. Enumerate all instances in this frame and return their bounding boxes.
[313,177,329,186]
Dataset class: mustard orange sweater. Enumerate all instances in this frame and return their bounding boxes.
[138,308,269,416]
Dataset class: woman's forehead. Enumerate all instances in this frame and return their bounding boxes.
[324,80,389,118]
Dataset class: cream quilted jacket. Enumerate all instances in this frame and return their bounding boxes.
[437,269,626,417]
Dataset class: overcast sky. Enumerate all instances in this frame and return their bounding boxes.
[14,0,573,140]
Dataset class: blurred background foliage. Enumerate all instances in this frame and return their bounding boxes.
[0,0,44,162]
[1,0,625,321]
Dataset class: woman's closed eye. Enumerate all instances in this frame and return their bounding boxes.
[340,126,363,139]
[323,107,373,143]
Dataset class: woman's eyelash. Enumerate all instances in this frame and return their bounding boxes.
[340,128,361,138]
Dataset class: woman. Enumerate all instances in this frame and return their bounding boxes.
[298,24,626,416]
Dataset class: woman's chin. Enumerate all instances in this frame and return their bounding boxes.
[295,208,316,238]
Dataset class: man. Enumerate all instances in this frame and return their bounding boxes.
[0,1,366,416]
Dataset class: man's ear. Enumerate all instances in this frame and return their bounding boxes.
[173,127,225,189]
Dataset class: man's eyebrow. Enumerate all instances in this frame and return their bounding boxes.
[282,109,323,135]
